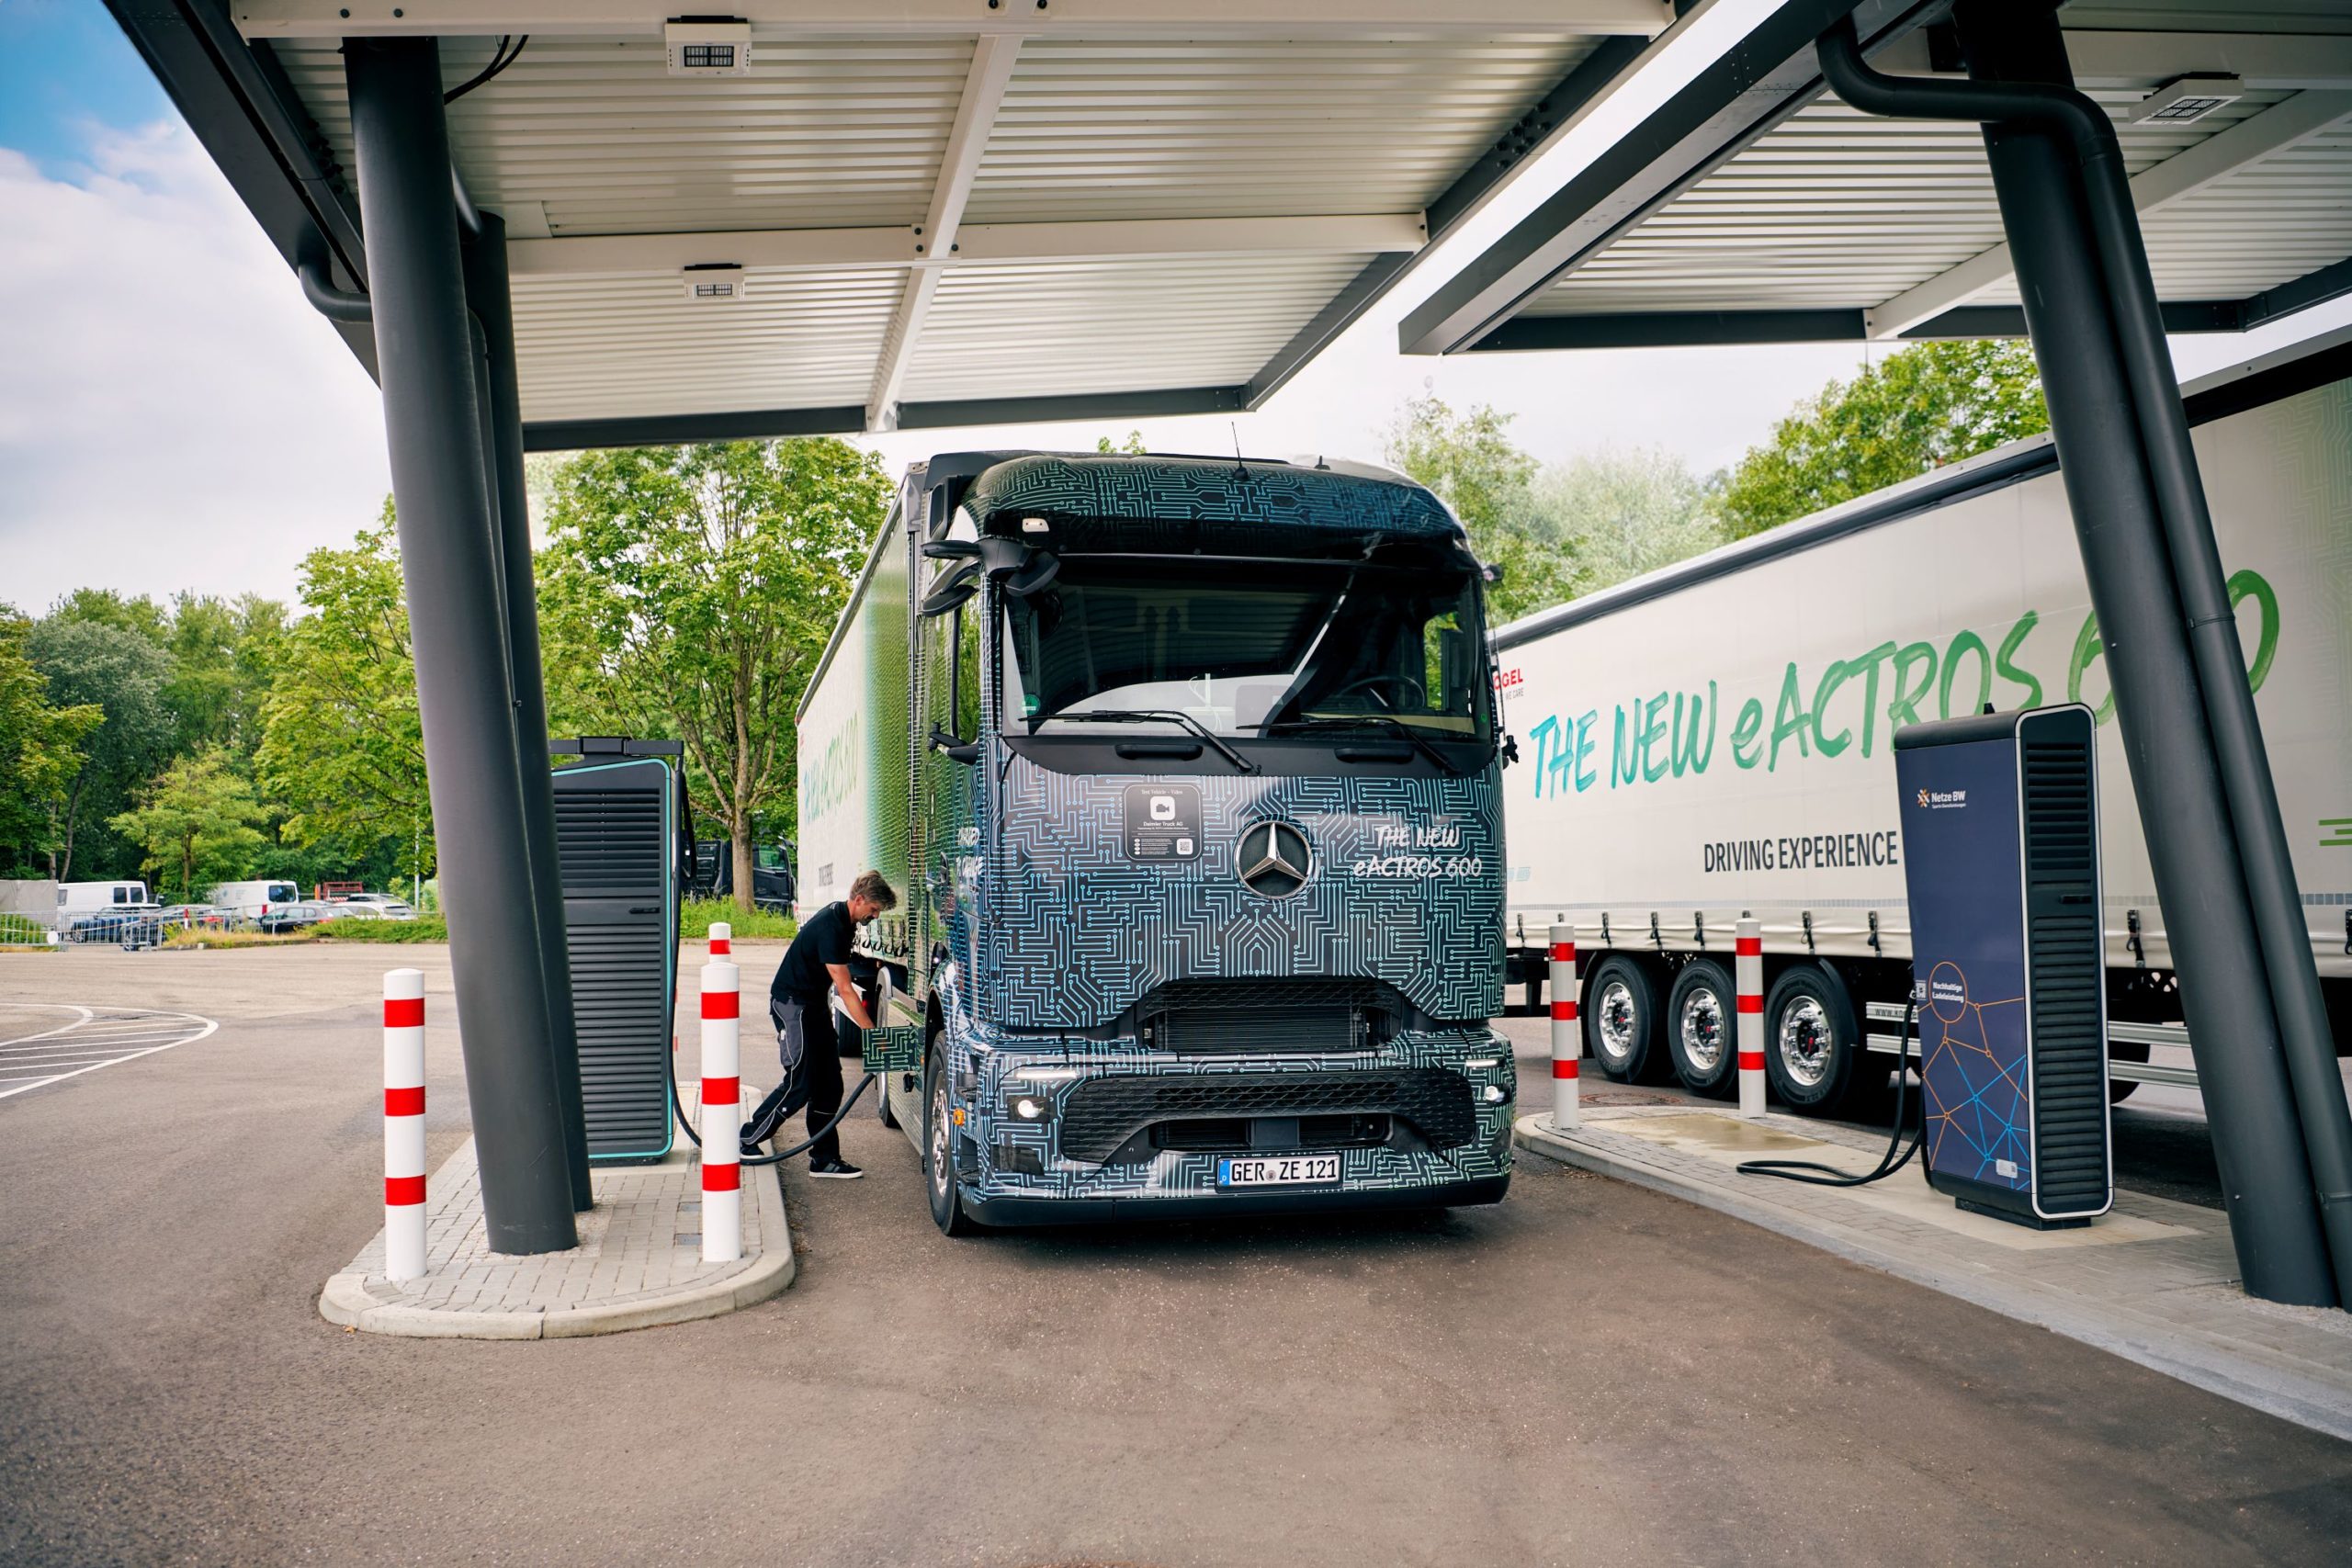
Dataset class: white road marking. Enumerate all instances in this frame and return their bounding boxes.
[0,1004,220,1101]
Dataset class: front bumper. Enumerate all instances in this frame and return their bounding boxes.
[962,1173,1509,1226]
[953,1026,1518,1216]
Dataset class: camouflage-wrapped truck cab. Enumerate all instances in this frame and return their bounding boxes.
[797,451,1513,1229]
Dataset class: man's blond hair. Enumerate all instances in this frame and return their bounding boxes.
[850,870,899,911]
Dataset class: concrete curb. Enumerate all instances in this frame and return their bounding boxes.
[319,1136,797,1341]
[1513,1113,2352,1443]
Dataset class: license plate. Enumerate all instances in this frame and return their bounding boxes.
[1217,1154,1340,1188]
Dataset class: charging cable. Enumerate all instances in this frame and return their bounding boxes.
[1738,1002,1926,1188]
[671,1066,879,1168]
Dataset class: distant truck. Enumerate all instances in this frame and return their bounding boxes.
[208,880,302,923]
[693,837,796,911]
[55,881,157,923]
[798,450,1515,1232]
[1495,333,2352,1113]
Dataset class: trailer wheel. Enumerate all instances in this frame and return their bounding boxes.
[923,1048,978,1236]
[1763,964,1861,1114]
[2108,1039,2149,1104]
[1585,955,1665,1084]
[1666,958,1738,1097]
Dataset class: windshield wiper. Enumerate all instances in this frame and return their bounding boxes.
[1027,708,1257,773]
[1261,714,1457,771]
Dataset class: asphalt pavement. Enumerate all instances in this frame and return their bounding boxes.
[3,944,2347,1567]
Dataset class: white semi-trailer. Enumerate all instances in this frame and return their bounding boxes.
[1495,333,2352,1113]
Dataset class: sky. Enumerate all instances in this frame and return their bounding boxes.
[4,0,2347,615]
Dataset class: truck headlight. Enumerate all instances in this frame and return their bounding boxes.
[1005,1092,1056,1123]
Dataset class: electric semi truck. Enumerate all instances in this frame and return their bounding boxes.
[797,451,1514,1232]
[1496,332,2352,1114]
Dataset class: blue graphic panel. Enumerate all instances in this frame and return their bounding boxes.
[1896,737,2030,1197]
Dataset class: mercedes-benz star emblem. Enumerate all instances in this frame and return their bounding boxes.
[1237,820,1312,898]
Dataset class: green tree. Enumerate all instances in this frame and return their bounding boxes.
[107,747,269,903]
[1715,340,2047,538]
[0,607,104,876]
[1527,446,1723,596]
[538,439,889,910]
[1095,430,1148,455]
[256,509,435,886]
[27,614,175,880]
[160,592,287,757]
[1384,392,1582,623]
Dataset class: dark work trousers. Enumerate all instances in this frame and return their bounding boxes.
[798,999,846,1166]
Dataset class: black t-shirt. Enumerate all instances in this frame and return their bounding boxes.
[774,900,854,1005]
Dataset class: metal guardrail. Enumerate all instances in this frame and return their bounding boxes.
[1863,1000,2197,1088]
[0,911,55,948]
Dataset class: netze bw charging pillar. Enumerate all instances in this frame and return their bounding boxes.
[1894,706,2111,1227]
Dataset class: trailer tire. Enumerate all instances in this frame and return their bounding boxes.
[1585,955,1666,1084]
[1763,964,1861,1114]
[923,1048,979,1236]
[1665,958,1738,1097]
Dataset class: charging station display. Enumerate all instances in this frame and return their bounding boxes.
[1895,706,2110,1227]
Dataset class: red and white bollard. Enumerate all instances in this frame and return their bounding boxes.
[1736,916,1767,1117]
[708,919,731,958]
[699,955,742,1263]
[1548,923,1579,1132]
[383,968,427,1281]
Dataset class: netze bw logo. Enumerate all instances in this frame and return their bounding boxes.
[1917,786,1969,810]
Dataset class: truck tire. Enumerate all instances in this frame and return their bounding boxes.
[2107,1039,2148,1104]
[1762,964,1861,1115]
[1665,958,1738,1097]
[923,1048,979,1236]
[1585,954,1666,1084]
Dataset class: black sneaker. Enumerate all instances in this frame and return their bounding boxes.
[808,1157,864,1180]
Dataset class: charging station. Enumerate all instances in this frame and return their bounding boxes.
[1894,707,2111,1228]
[550,738,691,1165]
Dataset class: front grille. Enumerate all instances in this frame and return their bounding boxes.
[1060,1068,1474,1163]
[1134,976,1402,1055]
[1149,1113,1393,1154]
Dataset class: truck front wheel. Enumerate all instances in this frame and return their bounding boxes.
[923,1049,979,1236]
[1585,955,1665,1084]
[1763,964,1860,1115]
[1666,957,1738,1097]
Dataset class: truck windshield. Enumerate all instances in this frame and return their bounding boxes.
[1001,553,1490,742]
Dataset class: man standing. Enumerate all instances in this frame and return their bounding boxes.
[745,870,898,1179]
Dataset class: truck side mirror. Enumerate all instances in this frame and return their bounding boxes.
[920,563,979,617]
[1500,733,1520,767]
[929,725,980,765]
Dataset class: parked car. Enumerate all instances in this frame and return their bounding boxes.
[255,901,332,934]
[333,891,415,919]
[65,910,163,949]
[156,904,231,931]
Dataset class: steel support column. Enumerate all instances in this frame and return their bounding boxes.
[1930,5,2333,1303]
[462,213,593,1213]
[345,37,577,1254]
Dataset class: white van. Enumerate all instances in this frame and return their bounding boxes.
[207,879,301,921]
[55,882,157,924]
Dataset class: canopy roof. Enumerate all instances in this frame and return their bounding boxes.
[110,1,1697,447]
[1400,0,2352,355]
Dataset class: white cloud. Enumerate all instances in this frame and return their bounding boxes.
[0,121,390,614]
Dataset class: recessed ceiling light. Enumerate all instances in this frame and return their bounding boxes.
[665,18,752,78]
[2128,75,2244,127]
[682,264,746,302]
